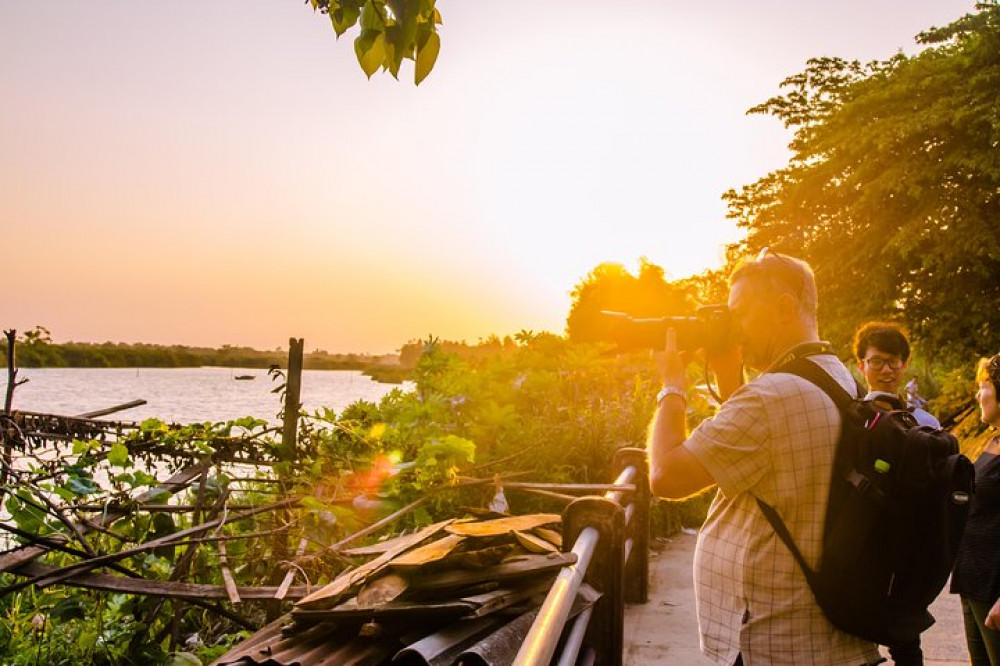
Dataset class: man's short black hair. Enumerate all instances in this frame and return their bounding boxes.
[853,322,911,362]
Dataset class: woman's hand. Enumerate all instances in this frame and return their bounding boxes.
[985,598,1000,631]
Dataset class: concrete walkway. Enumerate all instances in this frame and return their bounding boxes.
[624,531,970,665]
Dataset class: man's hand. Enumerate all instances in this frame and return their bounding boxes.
[647,328,714,498]
[654,328,688,394]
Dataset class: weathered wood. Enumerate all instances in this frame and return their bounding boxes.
[281,338,304,460]
[513,530,557,554]
[292,597,475,624]
[389,534,466,568]
[74,400,147,419]
[446,514,561,537]
[11,562,310,600]
[273,537,308,601]
[408,552,577,593]
[296,519,455,610]
[356,572,408,607]
[503,482,636,493]
[533,527,563,549]
[0,460,212,574]
[217,539,241,604]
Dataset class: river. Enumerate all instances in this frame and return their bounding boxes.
[2,367,411,424]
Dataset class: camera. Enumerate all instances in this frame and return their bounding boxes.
[600,304,732,353]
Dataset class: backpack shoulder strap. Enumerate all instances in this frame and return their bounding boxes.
[755,354,857,591]
[775,356,862,407]
[755,497,821,586]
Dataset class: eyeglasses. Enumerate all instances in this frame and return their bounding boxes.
[864,356,904,371]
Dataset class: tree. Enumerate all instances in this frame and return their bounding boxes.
[310,0,442,84]
[723,3,1000,361]
[566,259,699,345]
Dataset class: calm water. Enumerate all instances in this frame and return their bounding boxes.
[3,367,411,424]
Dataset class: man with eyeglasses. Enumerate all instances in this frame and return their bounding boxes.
[647,250,881,666]
[854,322,940,428]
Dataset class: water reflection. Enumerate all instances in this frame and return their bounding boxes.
[4,367,411,424]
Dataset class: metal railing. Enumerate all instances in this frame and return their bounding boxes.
[513,447,650,666]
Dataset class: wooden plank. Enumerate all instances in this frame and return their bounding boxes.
[295,519,455,610]
[216,540,241,604]
[445,514,560,537]
[512,530,557,553]
[408,552,576,593]
[273,537,308,601]
[11,562,309,600]
[74,400,147,419]
[291,598,475,624]
[356,572,408,607]
[0,460,212,574]
[533,527,563,549]
[388,534,465,568]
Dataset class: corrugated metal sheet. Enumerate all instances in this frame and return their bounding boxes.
[213,611,530,666]
[212,593,597,666]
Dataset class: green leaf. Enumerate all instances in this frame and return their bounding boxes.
[332,3,362,37]
[66,476,99,496]
[360,0,385,31]
[415,30,439,85]
[53,486,75,502]
[108,442,129,467]
[143,487,171,503]
[356,32,386,78]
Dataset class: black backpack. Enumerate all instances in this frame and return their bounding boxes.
[756,356,975,646]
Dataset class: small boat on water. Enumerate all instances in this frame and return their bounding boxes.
[234,375,255,381]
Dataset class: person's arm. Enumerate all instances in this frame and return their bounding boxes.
[647,329,716,499]
[708,344,744,402]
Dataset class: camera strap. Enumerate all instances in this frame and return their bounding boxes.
[768,341,835,373]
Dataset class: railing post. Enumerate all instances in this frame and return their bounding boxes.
[614,447,649,603]
[564,496,625,666]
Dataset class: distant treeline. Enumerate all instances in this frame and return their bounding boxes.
[1,334,400,374]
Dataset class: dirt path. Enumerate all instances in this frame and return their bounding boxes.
[624,531,969,665]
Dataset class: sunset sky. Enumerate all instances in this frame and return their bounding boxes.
[2,1,972,354]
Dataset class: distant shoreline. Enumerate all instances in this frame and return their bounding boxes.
[1,340,410,382]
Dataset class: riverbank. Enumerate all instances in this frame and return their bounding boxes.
[624,531,968,665]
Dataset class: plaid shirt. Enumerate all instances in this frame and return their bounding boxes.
[684,353,882,666]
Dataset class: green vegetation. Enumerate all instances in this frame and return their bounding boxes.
[0,330,712,664]
[1,326,400,377]
[309,0,442,84]
[723,2,1000,365]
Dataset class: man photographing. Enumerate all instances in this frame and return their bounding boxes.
[647,251,881,665]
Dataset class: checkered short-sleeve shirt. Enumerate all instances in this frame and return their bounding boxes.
[684,354,882,666]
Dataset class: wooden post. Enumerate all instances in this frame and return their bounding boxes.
[281,338,304,462]
[268,337,303,621]
[614,447,650,603]
[4,329,17,415]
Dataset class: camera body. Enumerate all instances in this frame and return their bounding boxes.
[600,304,732,353]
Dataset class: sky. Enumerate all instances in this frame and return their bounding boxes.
[1,1,974,354]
